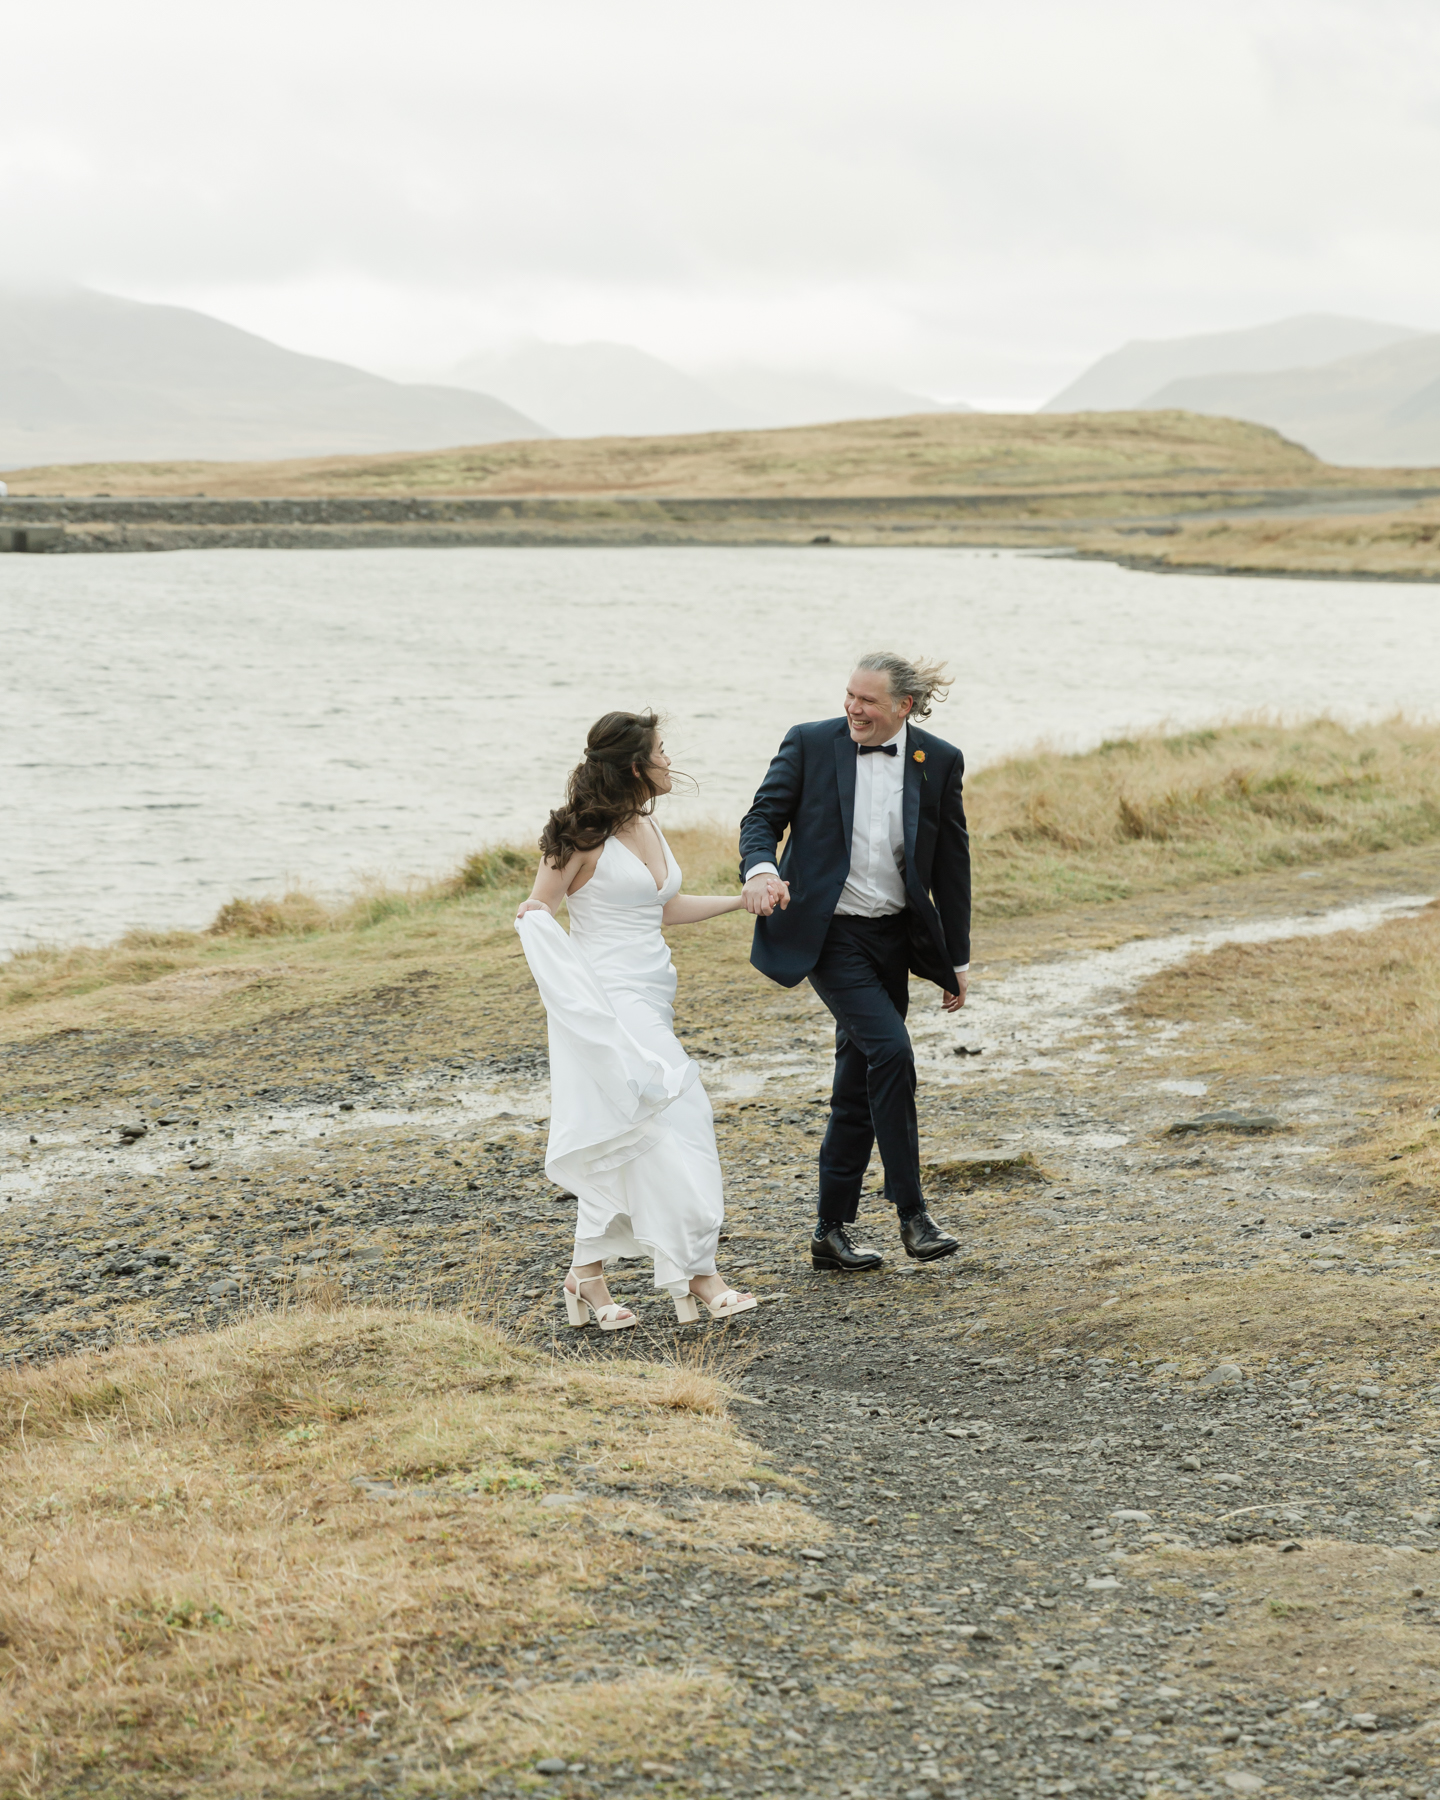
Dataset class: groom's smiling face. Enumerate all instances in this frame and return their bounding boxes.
[845,668,912,745]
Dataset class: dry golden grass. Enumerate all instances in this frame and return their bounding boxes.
[971,1252,1440,1371]
[968,715,1440,916]
[1134,1537,1440,1715]
[3,411,1386,501]
[1087,497,1440,580]
[1129,899,1440,1197]
[0,1305,802,1797]
[0,825,741,1061]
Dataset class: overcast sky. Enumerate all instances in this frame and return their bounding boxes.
[5,0,1440,404]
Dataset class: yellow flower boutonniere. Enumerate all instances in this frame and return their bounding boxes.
[913,750,926,764]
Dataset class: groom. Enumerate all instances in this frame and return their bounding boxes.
[739,654,971,1272]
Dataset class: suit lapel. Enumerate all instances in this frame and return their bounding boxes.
[903,725,923,873]
[833,726,856,841]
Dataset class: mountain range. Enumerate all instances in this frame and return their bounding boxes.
[1045,313,1440,465]
[0,289,966,468]
[0,289,547,467]
[9,289,1440,472]
[447,340,963,437]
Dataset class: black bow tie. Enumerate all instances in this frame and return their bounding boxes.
[858,742,899,756]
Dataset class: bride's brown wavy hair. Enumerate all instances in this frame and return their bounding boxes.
[540,710,667,867]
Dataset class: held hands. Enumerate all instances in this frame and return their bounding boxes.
[742,874,790,917]
[941,971,968,1013]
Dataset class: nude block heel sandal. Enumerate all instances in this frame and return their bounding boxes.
[563,1274,636,1332]
[673,1287,758,1324]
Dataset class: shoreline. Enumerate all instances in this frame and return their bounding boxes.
[1073,548,1440,584]
[7,490,1440,581]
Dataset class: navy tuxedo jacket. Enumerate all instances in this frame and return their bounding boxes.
[738,717,972,993]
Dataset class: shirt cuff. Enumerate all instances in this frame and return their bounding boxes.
[745,862,780,881]
[954,964,969,975]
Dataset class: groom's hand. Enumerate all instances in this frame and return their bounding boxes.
[743,873,789,916]
[941,971,968,1013]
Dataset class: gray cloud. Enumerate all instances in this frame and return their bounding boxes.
[4,0,1440,399]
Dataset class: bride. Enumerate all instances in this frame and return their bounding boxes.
[515,710,774,1331]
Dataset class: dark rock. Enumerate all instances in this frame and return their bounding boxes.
[1166,1109,1281,1135]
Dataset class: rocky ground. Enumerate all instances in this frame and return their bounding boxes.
[4,847,1440,1800]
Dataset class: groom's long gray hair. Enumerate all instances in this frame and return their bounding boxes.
[855,652,952,722]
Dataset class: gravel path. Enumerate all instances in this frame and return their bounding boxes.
[498,1347,1440,1800]
[492,1087,1440,1800]
[5,851,1440,1799]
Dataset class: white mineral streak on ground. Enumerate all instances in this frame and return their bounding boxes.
[707,890,1436,1104]
[0,892,1432,1209]
[908,890,1436,1083]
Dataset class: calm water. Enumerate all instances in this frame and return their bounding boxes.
[3,545,1437,952]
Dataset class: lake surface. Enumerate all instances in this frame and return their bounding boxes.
[3,545,1437,953]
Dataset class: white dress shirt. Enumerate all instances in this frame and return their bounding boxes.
[747,720,968,975]
[836,721,909,917]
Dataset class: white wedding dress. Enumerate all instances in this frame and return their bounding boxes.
[515,831,723,1296]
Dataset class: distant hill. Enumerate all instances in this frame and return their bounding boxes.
[1142,334,1440,466]
[702,365,969,430]
[0,289,547,466]
[1045,313,1422,413]
[449,341,751,437]
[448,338,962,436]
[3,409,1341,501]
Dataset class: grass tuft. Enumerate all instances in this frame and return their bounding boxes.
[447,844,537,893]
[208,890,333,938]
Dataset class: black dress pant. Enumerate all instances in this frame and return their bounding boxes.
[807,912,924,1222]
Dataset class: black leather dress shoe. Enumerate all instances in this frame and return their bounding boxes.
[811,1222,884,1272]
[899,1209,960,1261]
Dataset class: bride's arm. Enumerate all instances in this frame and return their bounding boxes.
[661,893,746,925]
[516,848,598,919]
